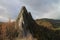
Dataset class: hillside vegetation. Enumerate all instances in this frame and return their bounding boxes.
[0,18,60,40]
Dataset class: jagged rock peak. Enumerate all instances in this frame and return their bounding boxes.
[21,6,27,13]
[21,6,26,10]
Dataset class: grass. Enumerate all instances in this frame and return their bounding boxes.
[52,27,60,30]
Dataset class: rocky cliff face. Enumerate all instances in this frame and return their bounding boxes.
[15,6,35,40]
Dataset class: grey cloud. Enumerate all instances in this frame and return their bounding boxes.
[0,0,21,19]
[0,0,60,22]
[20,0,60,19]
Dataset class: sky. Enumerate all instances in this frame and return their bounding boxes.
[0,0,60,22]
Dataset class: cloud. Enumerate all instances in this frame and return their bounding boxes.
[0,0,20,22]
[0,0,21,22]
[20,0,60,19]
[0,16,8,22]
[0,16,15,22]
[0,0,60,22]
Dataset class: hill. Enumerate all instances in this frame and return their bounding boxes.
[35,18,60,30]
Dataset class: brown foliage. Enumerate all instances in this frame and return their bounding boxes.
[0,20,18,40]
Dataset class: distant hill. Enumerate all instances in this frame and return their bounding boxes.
[35,18,60,29]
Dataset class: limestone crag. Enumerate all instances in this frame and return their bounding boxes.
[15,6,35,40]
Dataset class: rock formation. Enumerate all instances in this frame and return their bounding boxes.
[15,6,60,40]
[15,6,35,40]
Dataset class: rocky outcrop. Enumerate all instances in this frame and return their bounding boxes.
[15,6,60,40]
[15,6,35,40]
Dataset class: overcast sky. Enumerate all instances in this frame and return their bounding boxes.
[0,0,60,22]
